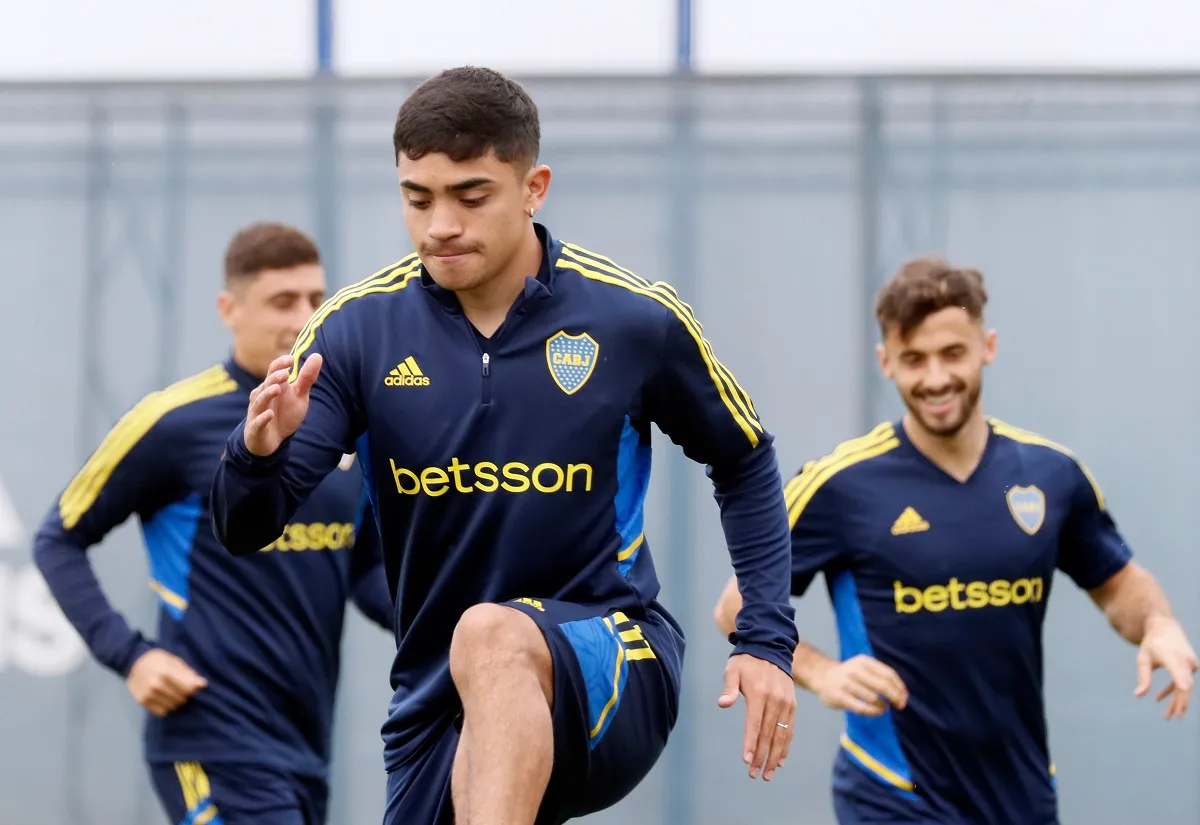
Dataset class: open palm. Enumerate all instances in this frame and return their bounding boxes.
[244,353,323,456]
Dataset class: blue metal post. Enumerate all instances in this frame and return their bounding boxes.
[316,0,334,75]
[676,0,694,71]
[665,3,695,824]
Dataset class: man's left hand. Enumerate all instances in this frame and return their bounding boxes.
[718,653,796,781]
[1135,615,1199,720]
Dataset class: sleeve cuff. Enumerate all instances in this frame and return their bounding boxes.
[730,640,794,680]
[226,424,292,477]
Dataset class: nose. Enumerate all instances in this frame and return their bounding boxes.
[427,203,463,242]
[923,358,952,390]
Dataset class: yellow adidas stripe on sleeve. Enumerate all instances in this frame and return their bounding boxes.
[556,245,762,448]
[783,422,900,528]
[987,418,1107,510]
[58,365,238,530]
[288,254,423,381]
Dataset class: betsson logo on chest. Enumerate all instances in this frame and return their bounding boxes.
[894,576,1045,614]
[390,457,594,497]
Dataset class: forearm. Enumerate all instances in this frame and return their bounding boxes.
[1096,563,1176,645]
[711,441,799,677]
[211,423,305,555]
[32,533,151,675]
[792,642,838,692]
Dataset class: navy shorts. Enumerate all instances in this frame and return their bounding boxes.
[384,598,685,825]
[148,761,328,825]
[831,748,935,825]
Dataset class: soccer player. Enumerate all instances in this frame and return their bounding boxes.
[33,222,394,825]
[208,66,799,825]
[712,257,1198,824]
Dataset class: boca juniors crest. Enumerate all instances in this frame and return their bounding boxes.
[546,330,599,395]
[1006,485,1046,535]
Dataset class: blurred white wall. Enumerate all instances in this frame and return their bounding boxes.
[6,0,1200,80]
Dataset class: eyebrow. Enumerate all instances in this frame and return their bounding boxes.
[399,177,494,193]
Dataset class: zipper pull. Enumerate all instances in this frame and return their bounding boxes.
[481,352,490,377]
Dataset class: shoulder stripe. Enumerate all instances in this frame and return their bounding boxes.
[988,418,1106,509]
[556,245,762,448]
[288,254,423,380]
[58,365,238,529]
[784,422,899,528]
[561,243,760,421]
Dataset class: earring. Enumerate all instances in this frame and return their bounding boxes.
[527,207,535,218]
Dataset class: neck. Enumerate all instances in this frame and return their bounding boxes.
[229,347,268,380]
[458,225,543,337]
[902,406,989,481]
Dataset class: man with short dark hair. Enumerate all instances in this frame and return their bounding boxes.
[34,221,393,825]
[713,256,1198,824]
[210,66,799,825]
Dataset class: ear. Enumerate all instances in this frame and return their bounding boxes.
[982,328,998,366]
[876,342,893,379]
[523,164,552,216]
[216,290,237,332]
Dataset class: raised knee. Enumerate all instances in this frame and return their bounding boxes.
[450,603,547,676]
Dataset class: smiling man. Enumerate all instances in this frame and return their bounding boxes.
[712,257,1197,824]
[208,66,799,825]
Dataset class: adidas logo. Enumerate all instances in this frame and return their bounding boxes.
[890,507,930,536]
[384,356,430,387]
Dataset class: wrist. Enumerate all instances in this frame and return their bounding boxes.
[794,645,837,692]
[1143,612,1178,637]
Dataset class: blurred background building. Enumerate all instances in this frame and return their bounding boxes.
[1,1,1198,823]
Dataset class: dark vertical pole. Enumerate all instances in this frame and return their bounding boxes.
[665,3,695,825]
[312,0,339,287]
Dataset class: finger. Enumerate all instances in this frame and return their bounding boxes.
[764,697,795,780]
[142,698,169,717]
[1135,649,1153,697]
[293,353,323,395]
[773,700,794,774]
[741,693,763,769]
[845,680,887,709]
[752,694,785,780]
[148,681,190,709]
[165,666,208,694]
[863,661,909,708]
[268,354,294,375]
[851,671,901,709]
[244,409,276,442]
[718,665,740,709]
[1167,688,1189,720]
[1156,682,1175,703]
[248,382,282,417]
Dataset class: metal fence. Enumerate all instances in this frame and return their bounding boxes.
[1,75,1198,825]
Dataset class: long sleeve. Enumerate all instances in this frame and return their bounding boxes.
[644,302,798,677]
[33,406,178,676]
[347,490,394,631]
[211,324,361,556]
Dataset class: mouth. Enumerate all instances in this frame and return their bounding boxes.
[429,251,473,263]
[918,388,959,415]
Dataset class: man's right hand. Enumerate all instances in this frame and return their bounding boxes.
[244,353,323,456]
[126,649,208,717]
[811,654,908,717]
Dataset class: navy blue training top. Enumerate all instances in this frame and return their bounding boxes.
[209,224,799,771]
[786,418,1132,824]
[33,357,393,776]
